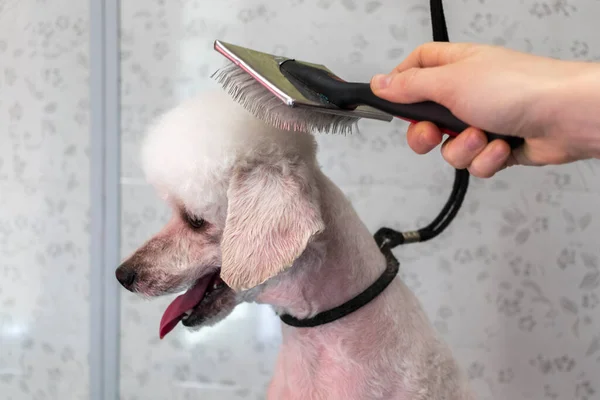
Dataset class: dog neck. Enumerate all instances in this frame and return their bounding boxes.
[256,169,388,321]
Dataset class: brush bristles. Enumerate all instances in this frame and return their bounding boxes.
[211,62,359,135]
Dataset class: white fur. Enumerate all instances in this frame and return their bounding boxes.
[141,92,317,223]
[124,89,475,400]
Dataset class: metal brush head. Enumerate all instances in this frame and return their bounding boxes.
[211,40,393,134]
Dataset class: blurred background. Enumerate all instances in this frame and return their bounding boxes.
[2,0,600,399]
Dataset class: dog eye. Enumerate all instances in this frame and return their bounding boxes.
[185,214,206,230]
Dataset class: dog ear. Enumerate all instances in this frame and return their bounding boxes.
[220,159,325,291]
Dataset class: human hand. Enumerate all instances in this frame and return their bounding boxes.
[370,42,600,177]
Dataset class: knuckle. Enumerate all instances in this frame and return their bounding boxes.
[442,140,473,169]
[394,68,419,92]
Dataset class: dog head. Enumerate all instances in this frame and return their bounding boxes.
[116,89,325,338]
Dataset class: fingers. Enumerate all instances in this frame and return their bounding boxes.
[371,67,445,104]
[406,121,443,154]
[406,125,512,178]
[392,42,478,73]
[440,128,511,177]
[441,127,488,169]
[370,42,479,104]
[467,139,511,178]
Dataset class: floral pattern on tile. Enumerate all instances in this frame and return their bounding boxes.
[118,1,600,399]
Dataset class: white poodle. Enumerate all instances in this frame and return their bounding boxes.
[116,89,474,400]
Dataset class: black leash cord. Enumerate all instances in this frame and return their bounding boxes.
[430,0,450,42]
[375,0,469,249]
[279,0,469,328]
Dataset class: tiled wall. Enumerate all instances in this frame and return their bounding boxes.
[0,1,90,399]
[119,1,600,399]
[2,1,600,400]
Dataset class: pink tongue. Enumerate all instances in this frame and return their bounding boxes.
[159,275,212,339]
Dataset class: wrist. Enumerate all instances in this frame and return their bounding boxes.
[536,62,600,159]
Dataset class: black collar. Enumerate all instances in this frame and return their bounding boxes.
[279,240,400,328]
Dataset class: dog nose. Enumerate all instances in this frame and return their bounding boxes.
[115,265,137,290]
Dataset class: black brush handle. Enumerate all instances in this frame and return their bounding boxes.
[339,82,524,150]
[280,61,524,149]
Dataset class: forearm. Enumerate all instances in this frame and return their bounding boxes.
[536,61,600,159]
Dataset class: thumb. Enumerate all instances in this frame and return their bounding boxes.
[370,67,449,105]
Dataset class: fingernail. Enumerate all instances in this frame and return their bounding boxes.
[371,74,392,90]
[466,132,485,151]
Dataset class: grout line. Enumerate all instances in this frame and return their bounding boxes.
[89,0,121,398]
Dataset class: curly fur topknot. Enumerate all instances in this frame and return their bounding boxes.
[140,88,318,220]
